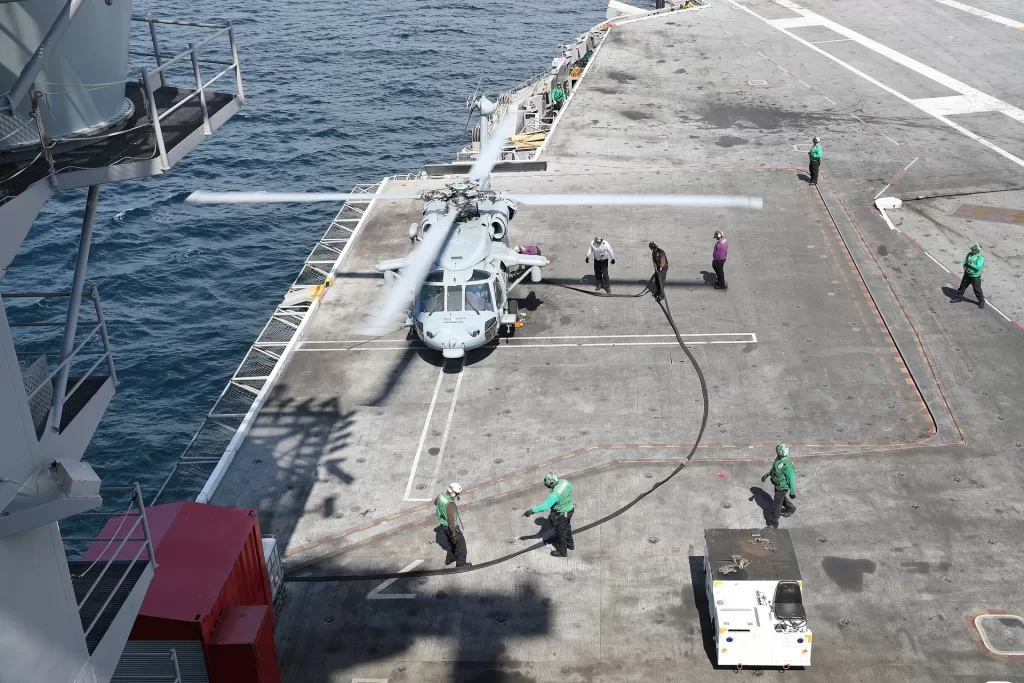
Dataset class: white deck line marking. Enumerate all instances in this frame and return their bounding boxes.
[850,114,900,145]
[811,38,853,44]
[913,95,995,116]
[768,0,1024,120]
[731,0,1024,169]
[986,301,1013,322]
[878,207,902,232]
[928,0,1024,28]
[875,156,920,199]
[426,361,464,495]
[923,250,951,274]
[366,560,423,600]
[403,364,447,502]
[769,16,822,28]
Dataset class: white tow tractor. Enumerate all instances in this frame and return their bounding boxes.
[704,528,812,670]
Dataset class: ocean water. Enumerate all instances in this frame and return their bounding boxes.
[4,0,608,505]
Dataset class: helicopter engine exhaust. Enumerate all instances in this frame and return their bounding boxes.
[489,214,507,241]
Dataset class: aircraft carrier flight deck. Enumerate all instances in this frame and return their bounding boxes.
[206,1,1024,680]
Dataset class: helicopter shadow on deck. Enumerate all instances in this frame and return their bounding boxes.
[364,330,420,406]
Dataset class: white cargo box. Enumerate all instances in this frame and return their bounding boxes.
[704,528,812,669]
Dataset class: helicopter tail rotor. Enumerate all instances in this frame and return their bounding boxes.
[468,111,517,188]
[464,76,484,133]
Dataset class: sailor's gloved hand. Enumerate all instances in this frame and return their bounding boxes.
[611,259,616,265]
[760,474,769,483]
[585,257,589,263]
[790,493,796,499]
[522,510,534,518]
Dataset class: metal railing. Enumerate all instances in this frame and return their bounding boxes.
[5,286,116,433]
[491,69,550,130]
[2,16,244,191]
[112,648,182,683]
[63,484,157,648]
[134,16,244,171]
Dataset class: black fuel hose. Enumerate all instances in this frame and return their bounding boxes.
[286,274,709,582]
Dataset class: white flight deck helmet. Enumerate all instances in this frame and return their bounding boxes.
[714,230,724,239]
[447,482,463,497]
[813,136,820,143]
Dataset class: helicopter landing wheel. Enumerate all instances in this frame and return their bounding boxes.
[502,300,519,338]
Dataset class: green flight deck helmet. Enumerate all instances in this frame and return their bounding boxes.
[544,473,559,488]
[776,444,789,458]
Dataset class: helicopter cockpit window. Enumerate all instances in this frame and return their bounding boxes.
[419,284,444,313]
[465,282,494,312]
[446,286,463,312]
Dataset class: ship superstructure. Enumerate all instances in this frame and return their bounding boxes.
[0,3,243,681]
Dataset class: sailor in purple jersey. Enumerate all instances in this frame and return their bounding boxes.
[712,230,728,290]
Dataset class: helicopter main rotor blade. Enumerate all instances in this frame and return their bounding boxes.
[360,209,458,335]
[185,191,420,205]
[505,194,764,209]
[467,112,518,186]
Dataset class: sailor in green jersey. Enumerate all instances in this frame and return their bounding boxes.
[550,84,567,110]
[435,482,470,567]
[808,136,822,185]
[523,473,575,557]
[952,242,986,309]
[761,444,796,528]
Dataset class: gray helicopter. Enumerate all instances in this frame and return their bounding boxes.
[373,179,547,358]
[187,93,763,359]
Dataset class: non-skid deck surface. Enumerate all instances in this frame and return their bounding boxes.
[212,0,1024,680]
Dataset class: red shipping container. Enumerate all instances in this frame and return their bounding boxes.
[208,605,280,683]
[86,502,280,682]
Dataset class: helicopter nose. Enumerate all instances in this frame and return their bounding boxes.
[441,336,465,359]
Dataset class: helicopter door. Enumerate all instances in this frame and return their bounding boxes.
[494,277,505,308]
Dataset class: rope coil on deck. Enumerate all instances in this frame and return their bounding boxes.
[286,274,710,582]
